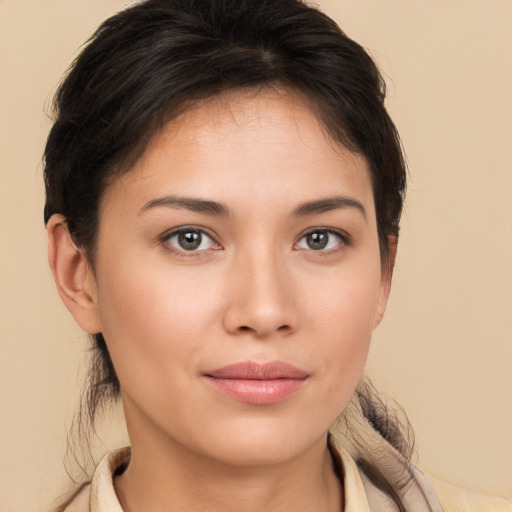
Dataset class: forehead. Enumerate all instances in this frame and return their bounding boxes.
[104,88,374,215]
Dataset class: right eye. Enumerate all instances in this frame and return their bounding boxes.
[163,228,220,253]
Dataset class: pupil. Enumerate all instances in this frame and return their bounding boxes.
[179,230,201,250]
[307,231,328,250]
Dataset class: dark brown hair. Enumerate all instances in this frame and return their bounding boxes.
[44,0,410,510]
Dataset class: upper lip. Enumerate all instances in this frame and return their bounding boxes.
[205,361,310,380]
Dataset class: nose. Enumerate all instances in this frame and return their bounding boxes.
[222,249,297,339]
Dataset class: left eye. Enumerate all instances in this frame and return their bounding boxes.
[295,230,344,251]
[164,229,217,252]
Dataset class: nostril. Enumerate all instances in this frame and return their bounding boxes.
[236,324,290,334]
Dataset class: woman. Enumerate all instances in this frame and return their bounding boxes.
[43,0,511,511]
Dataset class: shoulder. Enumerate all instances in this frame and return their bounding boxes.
[330,430,511,512]
[62,447,129,512]
[61,484,91,512]
[422,472,512,512]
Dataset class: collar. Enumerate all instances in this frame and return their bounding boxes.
[88,444,372,512]
[87,443,441,512]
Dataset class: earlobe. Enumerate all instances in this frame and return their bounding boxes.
[373,235,398,329]
[47,214,102,334]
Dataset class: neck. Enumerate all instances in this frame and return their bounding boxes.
[114,405,343,512]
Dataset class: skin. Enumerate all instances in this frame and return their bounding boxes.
[48,89,395,512]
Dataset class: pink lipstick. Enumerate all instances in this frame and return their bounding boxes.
[204,361,309,405]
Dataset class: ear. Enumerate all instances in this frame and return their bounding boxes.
[47,214,102,334]
[373,235,398,329]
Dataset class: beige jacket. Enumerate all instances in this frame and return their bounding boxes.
[64,446,511,512]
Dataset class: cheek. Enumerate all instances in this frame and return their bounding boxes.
[304,258,382,343]
[300,260,382,402]
[93,251,223,390]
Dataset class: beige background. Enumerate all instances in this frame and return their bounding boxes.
[1,1,511,510]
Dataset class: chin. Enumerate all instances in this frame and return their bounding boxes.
[192,417,325,468]
[206,441,308,468]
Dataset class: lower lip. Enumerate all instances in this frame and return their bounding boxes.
[204,377,307,405]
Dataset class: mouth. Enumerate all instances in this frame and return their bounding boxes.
[203,361,310,405]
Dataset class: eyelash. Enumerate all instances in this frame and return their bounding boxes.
[160,226,221,257]
[159,226,351,257]
[294,228,351,254]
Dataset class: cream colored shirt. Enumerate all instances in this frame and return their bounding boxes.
[64,446,512,512]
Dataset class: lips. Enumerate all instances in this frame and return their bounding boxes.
[204,361,310,405]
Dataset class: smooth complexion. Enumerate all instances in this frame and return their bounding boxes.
[48,89,394,512]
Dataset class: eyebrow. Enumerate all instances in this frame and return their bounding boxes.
[293,195,367,221]
[139,195,233,216]
[139,194,366,220]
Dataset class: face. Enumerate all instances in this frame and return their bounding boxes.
[87,89,391,466]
